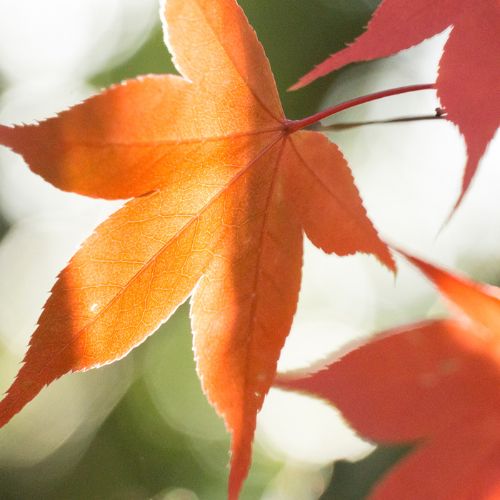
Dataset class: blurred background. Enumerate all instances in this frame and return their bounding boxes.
[0,0,499,499]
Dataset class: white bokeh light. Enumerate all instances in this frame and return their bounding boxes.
[0,0,158,84]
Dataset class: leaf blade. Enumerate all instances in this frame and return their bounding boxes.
[368,421,500,500]
[400,250,500,336]
[0,0,394,497]
[291,0,455,90]
[191,136,303,499]
[283,131,395,270]
[437,1,500,213]
[276,253,500,500]
[276,318,500,442]
[292,0,500,213]
[161,0,284,123]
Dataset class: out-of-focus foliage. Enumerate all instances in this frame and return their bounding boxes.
[92,0,381,120]
[320,446,412,500]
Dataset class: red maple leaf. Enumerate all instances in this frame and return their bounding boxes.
[292,0,500,213]
[276,251,500,499]
[0,0,394,497]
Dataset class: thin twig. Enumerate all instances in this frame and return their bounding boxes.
[308,108,446,131]
[285,84,436,132]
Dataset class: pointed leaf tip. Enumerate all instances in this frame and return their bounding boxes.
[396,248,500,337]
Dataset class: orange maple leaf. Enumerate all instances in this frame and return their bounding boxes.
[276,252,500,500]
[292,0,500,213]
[0,0,394,497]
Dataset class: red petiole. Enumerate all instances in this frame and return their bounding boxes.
[285,83,436,133]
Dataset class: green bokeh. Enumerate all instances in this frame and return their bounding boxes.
[90,0,381,120]
[320,445,413,500]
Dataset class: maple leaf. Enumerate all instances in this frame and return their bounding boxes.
[0,0,394,497]
[276,252,500,500]
[292,0,500,213]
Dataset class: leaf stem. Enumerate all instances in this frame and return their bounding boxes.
[285,83,436,133]
[310,108,445,131]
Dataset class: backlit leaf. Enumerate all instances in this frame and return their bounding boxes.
[277,253,500,499]
[293,0,500,213]
[0,0,394,497]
